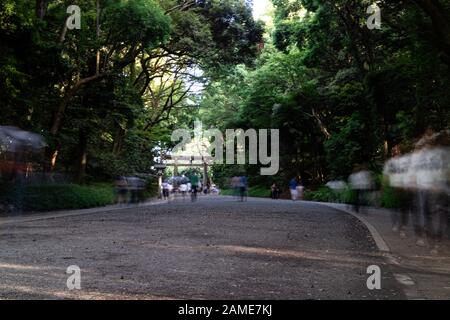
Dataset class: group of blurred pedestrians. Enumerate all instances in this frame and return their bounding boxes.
[382,128,450,253]
[268,177,304,201]
[288,177,305,201]
[348,166,375,213]
[231,175,248,202]
[161,174,219,202]
[115,176,145,205]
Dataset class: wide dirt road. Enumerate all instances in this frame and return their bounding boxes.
[0,197,404,300]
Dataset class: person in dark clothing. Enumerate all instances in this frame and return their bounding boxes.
[271,183,280,199]
[190,174,199,202]
[239,175,248,202]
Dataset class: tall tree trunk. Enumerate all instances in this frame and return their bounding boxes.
[413,0,450,63]
[112,126,126,155]
[43,141,60,174]
[96,0,101,75]
[35,0,48,20]
[51,74,104,135]
[75,131,88,183]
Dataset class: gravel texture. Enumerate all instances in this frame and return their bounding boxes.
[0,197,404,300]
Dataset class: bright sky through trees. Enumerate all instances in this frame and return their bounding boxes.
[252,0,271,19]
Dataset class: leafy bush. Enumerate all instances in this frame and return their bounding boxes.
[339,188,358,204]
[305,187,338,203]
[379,182,410,209]
[221,183,406,210]
[304,187,357,204]
[0,184,116,212]
[220,188,234,196]
[304,182,407,209]
[141,179,159,200]
[248,186,270,198]
[221,186,270,198]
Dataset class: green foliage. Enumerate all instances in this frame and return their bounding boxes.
[2,0,450,208]
[0,0,263,192]
[379,186,403,209]
[0,184,116,212]
[220,188,234,196]
[324,112,378,179]
[221,186,270,198]
[143,178,159,199]
[304,187,357,204]
[378,177,410,210]
[304,183,409,210]
[104,0,171,48]
[248,186,271,198]
[304,187,338,203]
[200,0,450,188]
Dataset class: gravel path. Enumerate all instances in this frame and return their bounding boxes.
[0,197,404,300]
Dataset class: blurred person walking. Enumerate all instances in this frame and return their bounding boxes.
[190,173,199,202]
[179,183,188,200]
[411,129,450,253]
[296,177,305,201]
[115,176,128,205]
[383,146,412,238]
[239,175,248,202]
[204,181,211,195]
[127,177,141,204]
[289,177,298,201]
[231,176,240,199]
[349,166,374,213]
[162,181,170,200]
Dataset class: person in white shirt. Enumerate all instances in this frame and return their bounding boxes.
[179,183,188,199]
[410,129,449,253]
[162,181,170,200]
[383,146,412,238]
[349,166,374,213]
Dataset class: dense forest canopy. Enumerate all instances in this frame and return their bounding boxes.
[1,0,449,188]
[200,0,450,186]
[0,0,263,182]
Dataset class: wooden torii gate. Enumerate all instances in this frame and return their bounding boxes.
[161,155,214,187]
